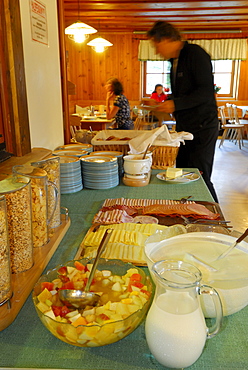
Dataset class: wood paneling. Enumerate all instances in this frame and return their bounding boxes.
[66,32,248,112]
[66,33,141,109]
[63,1,248,33]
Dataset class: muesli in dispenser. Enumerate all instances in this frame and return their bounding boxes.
[0,195,12,305]
[12,165,58,248]
[0,176,33,273]
[31,156,61,229]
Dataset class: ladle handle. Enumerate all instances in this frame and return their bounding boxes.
[85,229,112,292]
[236,228,248,243]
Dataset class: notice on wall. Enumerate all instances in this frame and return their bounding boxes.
[29,0,48,46]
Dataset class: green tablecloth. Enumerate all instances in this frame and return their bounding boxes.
[1,170,247,370]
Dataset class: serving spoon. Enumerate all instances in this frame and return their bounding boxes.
[59,229,112,309]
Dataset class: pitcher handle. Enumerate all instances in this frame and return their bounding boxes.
[199,284,223,339]
[47,180,59,224]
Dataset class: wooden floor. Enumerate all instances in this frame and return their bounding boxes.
[212,139,248,232]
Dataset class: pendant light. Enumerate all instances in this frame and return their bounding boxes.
[87,37,113,52]
[87,20,113,52]
[65,0,97,43]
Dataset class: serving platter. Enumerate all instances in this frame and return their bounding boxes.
[75,198,226,266]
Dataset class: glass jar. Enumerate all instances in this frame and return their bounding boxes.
[0,195,12,305]
[0,176,33,273]
[12,165,58,248]
[31,156,61,229]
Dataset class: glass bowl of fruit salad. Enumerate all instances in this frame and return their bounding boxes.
[32,258,153,347]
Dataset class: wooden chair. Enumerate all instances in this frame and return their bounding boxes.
[232,104,248,139]
[134,115,157,130]
[69,115,82,139]
[218,106,244,149]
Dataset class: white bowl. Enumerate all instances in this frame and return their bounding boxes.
[123,155,151,175]
[145,231,248,317]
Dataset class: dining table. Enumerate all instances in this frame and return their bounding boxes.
[237,105,248,118]
[0,169,247,370]
[80,116,116,131]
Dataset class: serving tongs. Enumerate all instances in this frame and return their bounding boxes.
[180,215,232,228]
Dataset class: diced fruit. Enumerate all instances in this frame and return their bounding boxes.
[74,260,85,271]
[41,282,54,291]
[112,282,122,291]
[34,264,151,347]
[37,288,53,304]
[58,266,67,275]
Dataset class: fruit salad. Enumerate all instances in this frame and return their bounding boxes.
[33,259,153,347]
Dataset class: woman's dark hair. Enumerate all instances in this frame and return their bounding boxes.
[147,21,182,43]
[152,84,163,94]
[106,78,124,95]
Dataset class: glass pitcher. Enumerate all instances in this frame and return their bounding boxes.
[12,165,58,248]
[145,260,223,369]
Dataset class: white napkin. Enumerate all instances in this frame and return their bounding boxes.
[129,126,168,154]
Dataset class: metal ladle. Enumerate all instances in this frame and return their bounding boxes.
[59,229,112,309]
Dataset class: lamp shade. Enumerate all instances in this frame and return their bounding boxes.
[87,37,113,52]
[65,21,97,43]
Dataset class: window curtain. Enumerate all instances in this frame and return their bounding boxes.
[138,39,247,61]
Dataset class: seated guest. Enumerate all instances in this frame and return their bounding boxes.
[105,78,134,130]
[150,84,168,102]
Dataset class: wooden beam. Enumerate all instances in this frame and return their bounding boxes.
[3,0,31,156]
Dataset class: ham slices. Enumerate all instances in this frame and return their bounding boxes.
[142,203,219,220]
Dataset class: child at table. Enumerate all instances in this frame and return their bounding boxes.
[150,84,168,103]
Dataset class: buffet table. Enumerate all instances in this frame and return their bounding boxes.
[0,170,247,370]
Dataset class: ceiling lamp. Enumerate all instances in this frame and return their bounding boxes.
[87,36,113,53]
[65,21,97,43]
[64,0,97,43]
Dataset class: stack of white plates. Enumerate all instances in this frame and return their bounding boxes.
[54,144,91,151]
[52,149,88,158]
[59,156,83,194]
[90,151,124,178]
[81,155,119,189]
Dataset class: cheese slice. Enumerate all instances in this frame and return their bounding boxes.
[166,168,183,179]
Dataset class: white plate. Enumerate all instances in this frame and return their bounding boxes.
[82,116,96,120]
[157,171,200,183]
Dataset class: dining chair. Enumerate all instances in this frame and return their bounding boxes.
[218,106,244,149]
[133,114,157,130]
[232,104,248,139]
[69,115,82,139]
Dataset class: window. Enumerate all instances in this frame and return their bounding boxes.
[144,61,171,97]
[211,60,235,96]
[143,60,238,98]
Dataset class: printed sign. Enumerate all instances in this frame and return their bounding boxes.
[30,0,48,45]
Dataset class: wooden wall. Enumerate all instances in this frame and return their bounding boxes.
[66,33,142,112]
[66,33,248,113]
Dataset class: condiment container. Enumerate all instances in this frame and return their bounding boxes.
[31,156,61,229]
[12,165,58,248]
[0,176,33,273]
[0,195,12,305]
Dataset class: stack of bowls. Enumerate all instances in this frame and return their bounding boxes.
[81,155,119,189]
[90,151,124,178]
[60,156,83,194]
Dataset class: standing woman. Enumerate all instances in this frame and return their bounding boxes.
[105,78,134,130]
